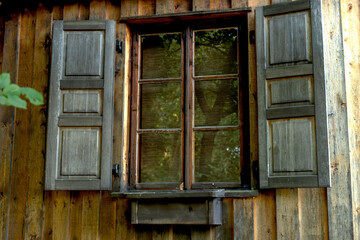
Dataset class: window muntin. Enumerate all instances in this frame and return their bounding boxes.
[131,23,247,190]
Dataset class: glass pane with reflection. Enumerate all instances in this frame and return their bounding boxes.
[195,28,238,76]
[194,130,240,182]
[141,83,181,129]
[195,79,239,126]
[141,33,182,79]
[139,133,181,183]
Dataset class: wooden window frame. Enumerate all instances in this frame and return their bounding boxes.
[129,17,251,192]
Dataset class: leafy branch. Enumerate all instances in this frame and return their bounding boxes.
[0,73,44,109]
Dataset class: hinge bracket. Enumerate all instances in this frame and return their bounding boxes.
[116,40,122,53]
[112,164,120,177]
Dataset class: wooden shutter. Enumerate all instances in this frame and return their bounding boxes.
[256,0,330,188]
[45,21,115,190]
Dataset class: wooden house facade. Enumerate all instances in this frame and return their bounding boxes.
[0,0,359,239]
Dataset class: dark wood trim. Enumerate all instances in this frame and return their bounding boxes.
[139,78,182,83]
[63,20,106,30]
[193,126,239,131]
[135,183,182,190]
[193,74,239,81]
[191,182,243,189]
[137,128,182,133]
[120,7,251,25]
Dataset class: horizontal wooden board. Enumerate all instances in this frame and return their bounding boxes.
[266,105,315,119]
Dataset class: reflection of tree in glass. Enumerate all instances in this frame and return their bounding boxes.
[141,83,181,129]
[195,131,240,182]
[140,133,181,183]
[194,80,241,182]
[194,28,241,183]
[195,28,238,76]
[141,33,181,79]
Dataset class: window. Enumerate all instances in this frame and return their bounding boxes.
[130,19,250,191]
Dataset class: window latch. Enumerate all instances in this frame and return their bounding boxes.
[116,40,122,53]
[112,164,120,177]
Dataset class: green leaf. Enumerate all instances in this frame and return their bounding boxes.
[7,94,27,109]
[0,73,10,88]
[0,95,7,105]
[20,87,44,105]
[3,84,20,96]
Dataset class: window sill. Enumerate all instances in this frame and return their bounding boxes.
[111,189,259,199]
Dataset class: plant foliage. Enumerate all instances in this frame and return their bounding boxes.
[0,73,44,109]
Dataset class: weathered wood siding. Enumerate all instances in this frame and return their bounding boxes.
[0,0,355,239]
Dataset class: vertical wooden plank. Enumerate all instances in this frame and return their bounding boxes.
[139,0,156,15]
[52,6,63,20]
[0,17,4,71]
[90,0,106,20]
[298,188,329,240]
[192,0,210,11]
[136,225,152,240]
[213,198,234,240]
[121,0,138,17]
[191,226,212,240]
[42,192,54,240]
[322,0,354,238]
[115,199,136,240]
[254,191,276,240]
[174,0,191,12]
[63,3,80,20]
[81,192,100,239]
[6,10,35,240]
[99,191,116,240]
[156,0,175,14]
[231,0,248,8]
[153,225,173,240]
[340,0,360,238]
[210,0,230,10]
[0,12,19,240]
[234,198,254,240]
[173,226,191,240]
[24,5,52,240]
[276,189,299,240]
[53,191,70,240]
[69,192,83,240]
[79,2,90,20]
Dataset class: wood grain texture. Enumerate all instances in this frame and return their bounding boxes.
[254,190,276,240]
[6,10,35,240]
[340,0,360,237]
[234,198,254,240]
[81,191,100,239]
[24,6,52,240]
[210,0,230,10]
[193,0,210,11]
[99,191,116,239]
[69,191,83,240]
[322,0,354,238]
[156,0,175,14]
[53,191,71,240]
[42,192,54,240]
[276,189,299,240]
[121,0,139,17]
[174,0,191,12]
[139,0,156,15]
[231,0,248,8]
[212,198,234,239]
[90,0,106,19]
[116,199,136,240]
[0,12,19,240]
[298,188,329,240]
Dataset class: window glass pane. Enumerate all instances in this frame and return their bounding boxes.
[140,133,181,183]
[141,83,181,129]
[195,79,239,126]
[195,28,238,76]
[194,130,240,182]
[141,33,181,79]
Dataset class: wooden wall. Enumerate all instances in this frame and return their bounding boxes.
[0,0,356,239]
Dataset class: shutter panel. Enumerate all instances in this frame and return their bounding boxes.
[45,21,115,190]
[256,0,330,188]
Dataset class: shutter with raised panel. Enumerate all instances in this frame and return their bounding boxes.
[45,20,115,190]
[256,0,330,188]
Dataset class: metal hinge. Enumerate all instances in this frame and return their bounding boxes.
[116,40,122,53]
[112,164,120,177]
